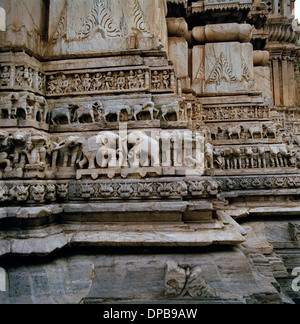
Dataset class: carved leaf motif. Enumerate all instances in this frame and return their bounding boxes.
[164,261,187,297]
[182,266,216,298]
[53,15,66,41]
[79,0,123,39]
[208,52,237,85]
[132,0,151,35]
[164,261,217,299]
[241,56,254,82]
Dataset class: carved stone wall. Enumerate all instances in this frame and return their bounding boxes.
[0,0,300,304]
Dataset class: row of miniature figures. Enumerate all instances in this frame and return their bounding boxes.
[47,69,176,94]
[0,129,299,180]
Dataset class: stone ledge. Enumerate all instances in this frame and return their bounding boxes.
[0,222,245,257]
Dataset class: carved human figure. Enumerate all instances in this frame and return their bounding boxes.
[127,70,137,89]
[37,72,45,92]
[116,71,126,90]
[0,66,10,86]
[137,70,145,88]
[72,74,82,92]
[15,66,25,86]
[47,75,58,94]
[104,72,114,90]
[24,67,34,88]
[59,74,70,93]
[93,73,103,91]
[152,70,161,89]
[162,70,170,89]
[82,73,92,92]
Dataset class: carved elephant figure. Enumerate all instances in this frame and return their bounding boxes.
[52,136,84,167]
[204,142,214,169]
[213,147,225,169]
[257,146,267,169]
[0,131,12,173]
[77,132,123,169]
[128,131,160,167]
[77,136,100,170]
[96,132,124,168]
[23,133,51,167]
[268,145,292,168]
[11,132,30,165]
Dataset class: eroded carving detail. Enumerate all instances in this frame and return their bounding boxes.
[165,261,217,299]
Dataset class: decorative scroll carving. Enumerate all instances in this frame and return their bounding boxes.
[241,56,254,83]
[0,178,220,204]
[0,182,69,203]
[52,11,66,41]
[208,52,237,85]
[164,261,216,299]
[78,0,123,39]
[218,175,300,191]
[133,0,151,35]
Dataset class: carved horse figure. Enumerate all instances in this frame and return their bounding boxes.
[132,102,158,121]
[51,105,76,125]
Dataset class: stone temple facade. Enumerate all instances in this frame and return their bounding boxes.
[0,0,299,304]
